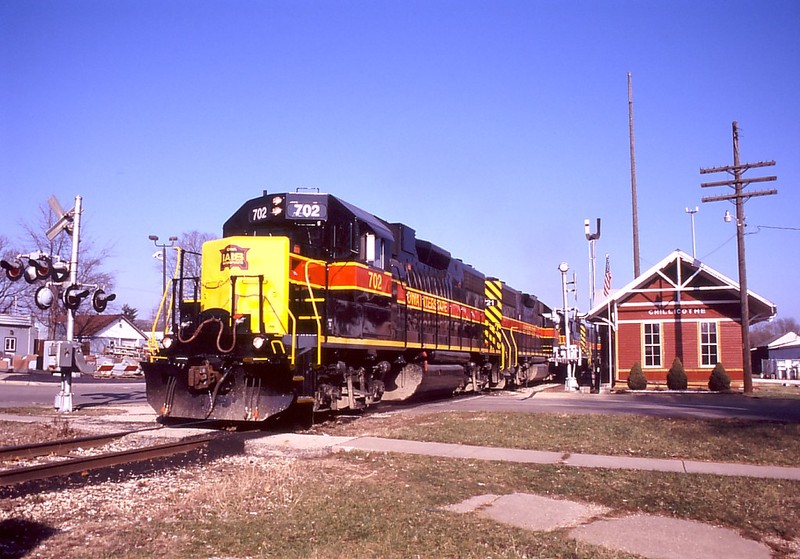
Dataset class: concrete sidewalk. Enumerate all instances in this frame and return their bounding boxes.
[249,433,788,559]
[252,432,800,481]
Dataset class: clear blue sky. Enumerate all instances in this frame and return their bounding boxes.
[2,0,798,322]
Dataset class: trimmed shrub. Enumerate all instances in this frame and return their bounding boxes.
[667,356,688,390]
[627,361,647,390]
[708,362,731,391]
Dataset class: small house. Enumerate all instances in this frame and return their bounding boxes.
[72,314,149,358]
[752,332,800,380]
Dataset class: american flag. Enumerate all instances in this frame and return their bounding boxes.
[602,254,612,297]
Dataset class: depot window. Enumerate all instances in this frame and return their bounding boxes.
[700,321,719,367]
[643,323,661,368]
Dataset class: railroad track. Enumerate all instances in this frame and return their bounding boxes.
[0,423,235,488]
[0,430,142,462]
[1,434,223,486]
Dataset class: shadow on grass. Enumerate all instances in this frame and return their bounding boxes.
[0,518,60,558]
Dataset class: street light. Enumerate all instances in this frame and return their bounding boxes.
[584,218,601,309]
[558,262,578,391]
[149,234,178,332]
[685,207,699,258]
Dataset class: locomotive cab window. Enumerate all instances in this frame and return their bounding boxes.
[360,232,385,269]
[330,222,358,258]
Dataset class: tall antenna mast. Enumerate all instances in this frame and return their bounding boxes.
[628,72,641,277]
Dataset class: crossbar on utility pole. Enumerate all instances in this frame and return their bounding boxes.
[699,121,777,394]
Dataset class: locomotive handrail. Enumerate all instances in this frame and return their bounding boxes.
[304,260,323,366]
[149,248,183,352]
[151,282,168,336]
[286,309,297,366]
[488,321,506,370]
[508,326,519,369]
[498,324,508,370]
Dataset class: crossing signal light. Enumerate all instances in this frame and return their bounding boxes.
[24,256,51,283]
[91,289,116,313]
[63,284,90,310]
[50,261,70,283]
[1,259,23,281]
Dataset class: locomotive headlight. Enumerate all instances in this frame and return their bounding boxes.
[252,336,267,350]
[270,195,284,216]
[162,335,174,349]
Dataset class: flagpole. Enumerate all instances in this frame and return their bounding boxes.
[603,254,613,389]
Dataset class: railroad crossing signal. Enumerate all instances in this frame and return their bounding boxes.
[0,195,118,413]
[1,251,114,313]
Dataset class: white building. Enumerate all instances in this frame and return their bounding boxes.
[72,314,149,358]
[0,313,38,371]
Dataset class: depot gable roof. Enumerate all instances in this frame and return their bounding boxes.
[587,250,776,324]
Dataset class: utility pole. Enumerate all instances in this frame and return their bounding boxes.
[700,121,777,394]
[627,73,641,278]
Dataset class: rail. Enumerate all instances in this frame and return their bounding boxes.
[0,431,133,462]
[0,433,222,487]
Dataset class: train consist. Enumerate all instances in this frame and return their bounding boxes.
[143,191,564,422]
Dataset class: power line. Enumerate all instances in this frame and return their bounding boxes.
[698,233,737,261]
[751,224,800,232]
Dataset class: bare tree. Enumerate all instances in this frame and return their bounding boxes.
[0,234,30,314]
[149,230,214,325]
[750,316,800,347]
[176,230,214,279]
[153,230,214,286]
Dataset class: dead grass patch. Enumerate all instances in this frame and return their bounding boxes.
[0,417,84,447]
[751,383,800,400]
[8,451,795,559]
[317,411,800,466]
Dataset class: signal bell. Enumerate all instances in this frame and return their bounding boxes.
[34,286,56,310]
[92,289,116,313]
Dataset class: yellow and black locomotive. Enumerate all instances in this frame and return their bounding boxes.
[143,190,558,422]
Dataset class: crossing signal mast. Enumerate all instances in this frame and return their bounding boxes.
[1,195,115,412]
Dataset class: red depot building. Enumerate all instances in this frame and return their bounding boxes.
[587,250,776,389]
